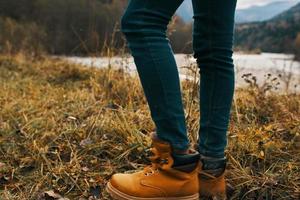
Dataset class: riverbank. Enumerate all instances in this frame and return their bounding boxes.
[0,55,299,199]
[63,52,300,94]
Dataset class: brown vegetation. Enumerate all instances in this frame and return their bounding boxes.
[295,32,300,60]
[0,54,299,199]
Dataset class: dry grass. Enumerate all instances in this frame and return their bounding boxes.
[0,54,299,199]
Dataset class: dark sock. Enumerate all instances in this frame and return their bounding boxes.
[200,155,226,170]
[200,155,227,178]
[171,150,200,172]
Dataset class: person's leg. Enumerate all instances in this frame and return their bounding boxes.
[121,0,189,152]
[106,1,201,199]
[191,0,237,198]
[191,0,237,159]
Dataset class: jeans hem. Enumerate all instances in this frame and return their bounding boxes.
[198,148,225,159]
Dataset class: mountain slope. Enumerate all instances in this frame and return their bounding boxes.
[234,2,300,53]
[176,0,300,23]
[176,0,193,22]
[235,1,299,23]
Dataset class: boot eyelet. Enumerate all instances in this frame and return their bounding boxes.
[160,158,169,164]
[145,172,153,176]
[145,170,156,176]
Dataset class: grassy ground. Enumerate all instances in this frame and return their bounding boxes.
[0,54,299,200]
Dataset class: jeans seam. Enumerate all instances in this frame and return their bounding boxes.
[140,0,188,149]
[202,0,216,151]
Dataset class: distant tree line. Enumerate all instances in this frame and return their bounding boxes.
[1,0,298,59]
[295,33,300,60]
[234,3,300,60]
[0,0,193,56]
[0,0,126,56]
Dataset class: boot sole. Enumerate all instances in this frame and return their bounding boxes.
[200,193,226,200]
[106,182,199,200]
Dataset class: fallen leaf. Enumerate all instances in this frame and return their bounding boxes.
[80,138,93,147]
[260,150,265,158]
[0,162,6,168]
[293,135,300,148]
[68,116,77,120]
[37,190,70,200]
[82,167,89,172]
[44,190,62,198]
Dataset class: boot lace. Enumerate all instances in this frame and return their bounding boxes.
[143,147,173,176]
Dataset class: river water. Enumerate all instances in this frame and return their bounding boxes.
[63,53,300,93]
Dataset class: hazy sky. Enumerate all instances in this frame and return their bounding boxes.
[237,0,298,9]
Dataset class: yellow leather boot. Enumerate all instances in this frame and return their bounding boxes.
[106,134,200,200]
[198,155,227,200]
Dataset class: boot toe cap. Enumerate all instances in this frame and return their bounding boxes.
[109,173,136,195]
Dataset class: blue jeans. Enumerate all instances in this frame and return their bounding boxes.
[121,0,237,158]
